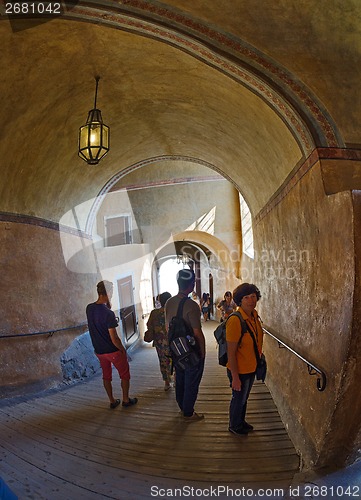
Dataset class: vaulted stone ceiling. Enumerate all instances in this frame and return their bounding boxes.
[0,0,360,227]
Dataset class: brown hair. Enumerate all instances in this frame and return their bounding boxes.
[159,291,171,307]
[233,283,261,306]
[96,280,113,297]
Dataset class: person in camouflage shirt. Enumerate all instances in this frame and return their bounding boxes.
[147,292,172,390]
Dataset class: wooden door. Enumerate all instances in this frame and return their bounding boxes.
[117,276,137,343]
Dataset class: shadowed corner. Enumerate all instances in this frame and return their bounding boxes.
[3,0,80,33]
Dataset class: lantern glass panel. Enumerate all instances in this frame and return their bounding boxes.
[103,125,109,147]
[79,125,89,150]
[89,124,101,146]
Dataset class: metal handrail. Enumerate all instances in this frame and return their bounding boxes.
[0,323,88,339]
[263,326,327,392]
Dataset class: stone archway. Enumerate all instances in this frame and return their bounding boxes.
[152,230,243,310]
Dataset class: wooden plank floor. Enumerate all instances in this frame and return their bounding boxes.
[0,321,299,499]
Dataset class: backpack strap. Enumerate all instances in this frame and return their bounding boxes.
[176,297,188,318]
[226,311,248,345]
[246,323,261,363]
[169,297,191,344]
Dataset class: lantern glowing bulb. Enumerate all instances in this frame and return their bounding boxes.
[78,77,110,165]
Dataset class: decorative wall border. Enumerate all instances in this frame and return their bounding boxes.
[114,0,341,146]
[254,148,361,223]
[0,212,92,239]
[109,174,225,192]
[61,0,342,152]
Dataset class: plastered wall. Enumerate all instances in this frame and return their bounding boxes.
[254,161,358,467]
[0,220,96,396]
[316,190,361,466]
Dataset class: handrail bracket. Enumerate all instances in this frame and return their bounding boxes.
[263,327,327,392]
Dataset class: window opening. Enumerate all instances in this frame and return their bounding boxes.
[239,194,254,259]
[105,215,132,246]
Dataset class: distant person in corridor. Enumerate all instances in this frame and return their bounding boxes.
[200,292,211,321]
[86,280,138,409]
[147,291,173,391]
[217,291,236,321]
[165,269,206,422]
[226,283,263,435]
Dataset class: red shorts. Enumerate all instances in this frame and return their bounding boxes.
[96,351,130,381]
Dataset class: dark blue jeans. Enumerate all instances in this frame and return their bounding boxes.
[227,370,255,430]
[175,358,205,417]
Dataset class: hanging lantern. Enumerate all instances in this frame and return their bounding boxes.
[78,76,109,165]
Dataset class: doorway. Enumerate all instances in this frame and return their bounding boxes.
[117,275,138,344]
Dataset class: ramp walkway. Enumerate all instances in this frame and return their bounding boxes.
[0,320,299,499]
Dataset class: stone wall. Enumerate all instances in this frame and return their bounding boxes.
[315,190,361,466]
[60,331,99,382]
[254,161,356,467]
[0,219,96,397]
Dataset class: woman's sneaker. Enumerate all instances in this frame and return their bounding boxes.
[183,412,204,422]
[228,425,250,435]
[243,421,254,431]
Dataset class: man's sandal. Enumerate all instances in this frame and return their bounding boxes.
[122,398,138,407]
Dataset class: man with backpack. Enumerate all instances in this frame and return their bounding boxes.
[165,269,206,422]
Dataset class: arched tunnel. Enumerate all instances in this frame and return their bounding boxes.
[1,1,361,497]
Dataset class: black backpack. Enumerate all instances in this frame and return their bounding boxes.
[168,297,200,370]
[214,312,247,366]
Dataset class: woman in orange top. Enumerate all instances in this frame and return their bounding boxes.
[226,283,263,435]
